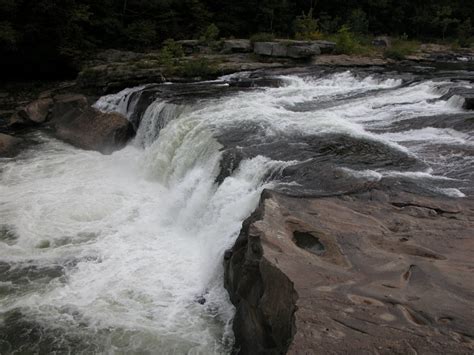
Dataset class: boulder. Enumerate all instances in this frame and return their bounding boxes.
[23,98,54,123]
[0,133,23,157]
[50,94,134,154]
[287,44,321,59]
[372,36,391,47]
[311,40,336,54]
[222,39,252,53]
[7,98,53,129]
[225,189,474,354]
[51,94,88,118]
[254,40,325,59]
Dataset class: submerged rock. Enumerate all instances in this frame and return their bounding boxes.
[0,133,23,157]
[225,189,474,354]
[50,94,134,154]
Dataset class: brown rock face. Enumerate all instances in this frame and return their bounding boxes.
[50,94,134,154]
[0,133,23,157]
[23,98,53,123]
[8,98,53,129]
[225,189,474,354]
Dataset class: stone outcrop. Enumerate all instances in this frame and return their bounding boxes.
[225,189,474,354]
[0,133,23,157]
[222,39,252,54]
[50,94,134,154]
[254,40,335,59]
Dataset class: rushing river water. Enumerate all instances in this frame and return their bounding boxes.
[0,68,473,353]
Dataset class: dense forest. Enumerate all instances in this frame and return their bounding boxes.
[1,0,473,79]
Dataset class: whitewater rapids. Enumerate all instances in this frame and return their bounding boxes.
[0,70,472,353]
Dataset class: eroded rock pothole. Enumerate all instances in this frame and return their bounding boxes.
[293,231,326,255]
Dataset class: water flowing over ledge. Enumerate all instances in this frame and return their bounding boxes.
[1,69,473,353]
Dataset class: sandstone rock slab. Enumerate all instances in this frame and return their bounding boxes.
[225,189,474,354]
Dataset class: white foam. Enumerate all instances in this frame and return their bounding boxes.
[93,85,147,119]
[381,127,472,146]
[446,94,466,109]
[0,128,290,353]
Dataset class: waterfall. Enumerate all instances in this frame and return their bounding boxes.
[0,70,471,353]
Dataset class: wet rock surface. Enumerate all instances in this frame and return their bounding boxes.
[7,98,53,129]
[50,94,134,154]
[225,189,474,354]
[0,133,23,157]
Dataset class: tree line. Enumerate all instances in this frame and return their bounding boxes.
[1,0,473,79]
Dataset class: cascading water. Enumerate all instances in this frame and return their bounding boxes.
[0,70,472,353]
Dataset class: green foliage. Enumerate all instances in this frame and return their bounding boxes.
[432,6,459,39]
[200,23,220,44]
[347,9,369,35]
[250,32,275,43]
[1,0,473,79]
[125,21,157,48]
[159,39,185,73]
[0,21,19,50]
[383,39,420,60]
[161,39,185,58]
[319,12,341,34]
[178,58,218,78]
[458,18,473,47]
[333,25,359,54]
[293,8,319,39]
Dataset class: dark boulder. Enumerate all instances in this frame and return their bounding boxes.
[0,133,23,157]
[50,94,134,154]
[8,98,53,129]
[22,98,53,123]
